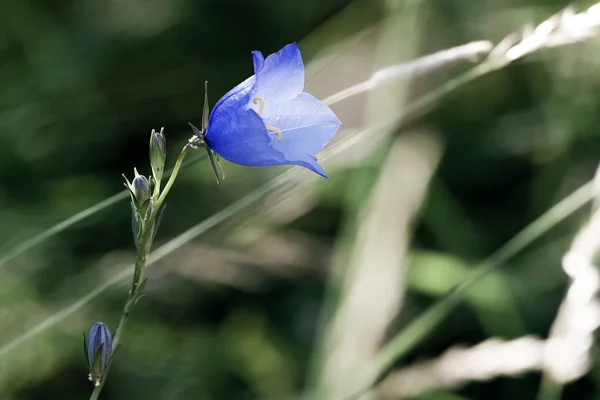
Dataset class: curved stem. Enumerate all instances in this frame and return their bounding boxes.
[155,144,191,210]
[89,235,149,400]
[89,144,190,399]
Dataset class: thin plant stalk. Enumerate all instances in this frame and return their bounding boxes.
[88,145,191,400]
[88,232,149,400]
[537,375,564,400]
[0,150,204,268]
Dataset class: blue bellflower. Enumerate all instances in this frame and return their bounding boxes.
[84,322,113,386]
[190,43,341,179]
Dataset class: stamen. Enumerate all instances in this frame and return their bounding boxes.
[266,125,283,141]
[251,97,282,141]
[252,97,265,115]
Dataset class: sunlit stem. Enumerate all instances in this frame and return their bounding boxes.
[155,144,191,210]
[89,145,191,400]
[88,211,152,400]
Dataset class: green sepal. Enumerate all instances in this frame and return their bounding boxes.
[205,146,221,184]
[130,202,142,248]
[138,197,153,221]
[122,174,136,205]
[150,128,166,187]
[202,81,209,133]
[90,342,105,383]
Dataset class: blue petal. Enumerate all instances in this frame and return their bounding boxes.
[212,75,255,113]
[87,324,99,366]
[87,322,112,369]
[206,77,285,166]
[287,154,328,178]
[252,51,265,74]
[205,42,340,176]
[261,93,341,156]
[254,43,304,101]
[100,326,112,368]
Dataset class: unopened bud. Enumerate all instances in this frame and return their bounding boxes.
[150,128,166,184]
[84,322,113,387]
[132,173,150,205]
[124,168,151,206]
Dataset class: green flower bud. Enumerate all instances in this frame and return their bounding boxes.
[150,128,166,185]
[132,174,150,205]
[123,168,151,212]
[84,322,113,387]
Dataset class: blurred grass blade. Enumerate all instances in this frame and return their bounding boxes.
[0,126,369,358]
[0,191,127,266]
[1,3,598,273]
[315,131,443,400]
[0,152,206,267]
[312,0,427,395]
[345,181,595,399]
[0,166,292,359]
[0,39,493,269]
[0,39,523,358]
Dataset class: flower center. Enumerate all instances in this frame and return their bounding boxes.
[252,97,283,141]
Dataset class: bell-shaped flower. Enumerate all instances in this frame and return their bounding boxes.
[84,322,114,386]
[199,43,341,178]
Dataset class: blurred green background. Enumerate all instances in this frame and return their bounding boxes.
[2,0,600,399]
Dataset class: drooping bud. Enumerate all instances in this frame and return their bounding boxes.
[84,322,113,387]
[150,128,166,185]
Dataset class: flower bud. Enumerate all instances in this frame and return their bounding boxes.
[84,322,113,386]
[123,169,153,220]
[123,168,149,203]
[150,128,166,184]
[132,173,150,206]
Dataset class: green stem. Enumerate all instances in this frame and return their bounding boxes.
[88,234,148,400]
[155,144,190,210]
[89,144,190,400]
[537,375,564,400]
